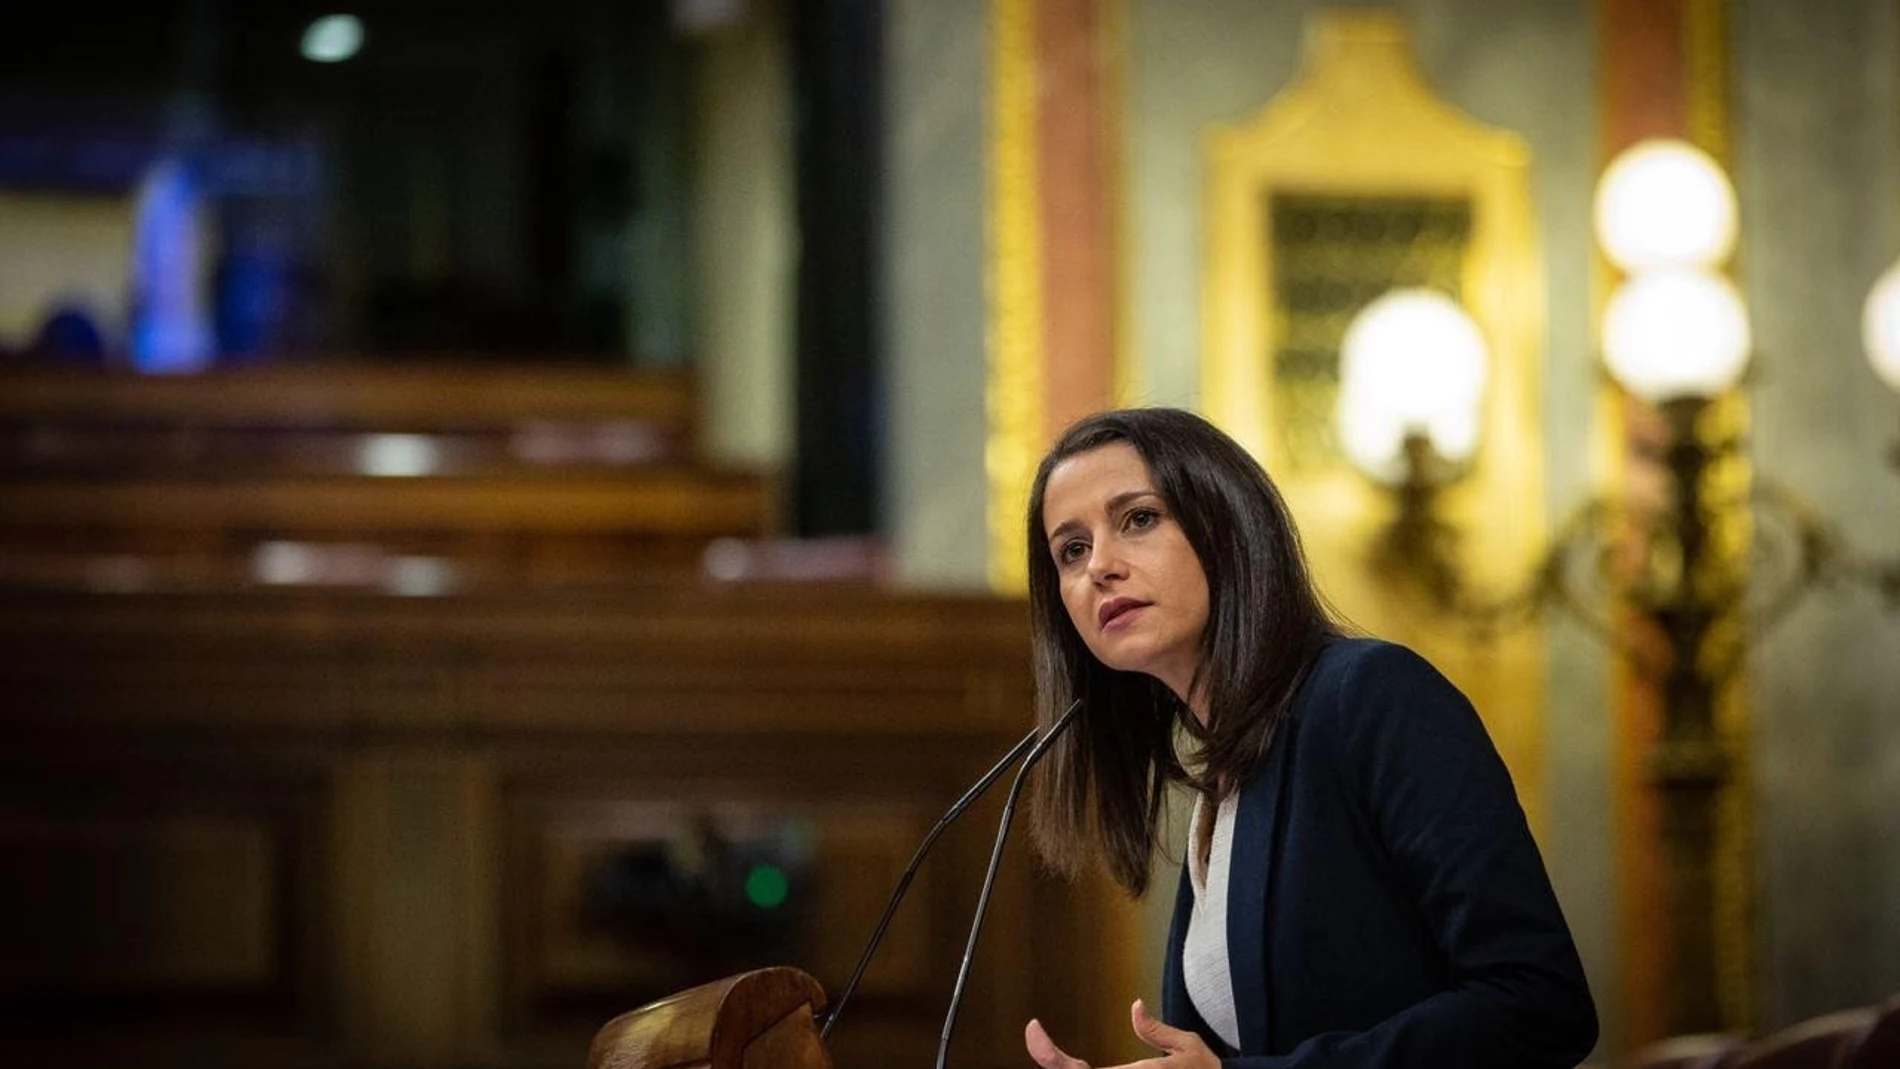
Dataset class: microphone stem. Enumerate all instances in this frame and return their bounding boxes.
[933,699,1079,1069]
[934,754,1034,1069]
[818,725,1040,1041]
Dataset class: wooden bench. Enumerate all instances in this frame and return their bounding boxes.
[0,363,777,589]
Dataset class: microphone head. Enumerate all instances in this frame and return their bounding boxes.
[1025,698,1084,764]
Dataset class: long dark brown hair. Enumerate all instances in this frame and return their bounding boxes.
[1024,408,1338,896]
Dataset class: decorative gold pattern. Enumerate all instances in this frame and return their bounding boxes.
[1268,194,1473,470]
[986,0,1045,592]
[1200,10,1548,822]
[1685,0,1754,1033]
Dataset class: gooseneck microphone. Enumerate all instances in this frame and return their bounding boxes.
[934,697,1082,1069]
[818,700,1077,1041]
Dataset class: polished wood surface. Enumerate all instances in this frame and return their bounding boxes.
[586,967,829,1069]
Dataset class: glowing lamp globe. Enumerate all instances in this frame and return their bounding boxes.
[1595,140,1738,272]
[1337,289,1488,481]
[1339,289,1488,436]
[1601,269,1751,402]
[1860,259,1900,394]
[1337,385,1480,485]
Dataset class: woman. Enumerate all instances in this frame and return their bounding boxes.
[1020,408,1596,1068]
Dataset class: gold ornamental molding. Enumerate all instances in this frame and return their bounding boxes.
[986,0,1045,593]
[1684,0,1754,1033]
[1199,9,1549,820]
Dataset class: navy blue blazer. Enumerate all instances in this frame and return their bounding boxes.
[1160,639,1597,1067]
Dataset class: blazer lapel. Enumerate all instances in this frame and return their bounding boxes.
[1159,862,1214,1039]
[1227,722,1292,1055]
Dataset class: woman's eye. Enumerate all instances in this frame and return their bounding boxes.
[1058,540,1088,564]
[1126,507,1160,531]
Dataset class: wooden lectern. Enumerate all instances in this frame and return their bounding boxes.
[587,967,834,1069]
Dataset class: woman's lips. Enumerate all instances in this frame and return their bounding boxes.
[1099,598,1148,629]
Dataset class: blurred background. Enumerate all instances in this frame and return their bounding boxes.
[1,1,1897,1067]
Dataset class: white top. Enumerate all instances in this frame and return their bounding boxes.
[1183,789,1242,1051]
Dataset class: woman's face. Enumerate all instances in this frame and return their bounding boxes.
[1040,442,1211,705]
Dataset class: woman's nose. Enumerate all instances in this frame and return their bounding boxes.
[1086,542,1125,582]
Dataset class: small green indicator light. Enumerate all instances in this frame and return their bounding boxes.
[746,864,789,909]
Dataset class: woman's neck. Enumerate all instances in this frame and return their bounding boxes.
[1188,687,1211,729]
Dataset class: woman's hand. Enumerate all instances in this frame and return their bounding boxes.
[1024,999,1221,1069]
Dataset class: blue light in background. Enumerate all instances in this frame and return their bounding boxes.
[129,158,214,373]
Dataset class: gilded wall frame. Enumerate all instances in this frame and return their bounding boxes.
[1201,10,1549,820]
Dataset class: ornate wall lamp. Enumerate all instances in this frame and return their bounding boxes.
[1336,288,1490,613]
[1340,138,1900,1035]
[1344,140,1900,638]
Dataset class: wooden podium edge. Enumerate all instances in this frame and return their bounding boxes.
[587,967,832,1069]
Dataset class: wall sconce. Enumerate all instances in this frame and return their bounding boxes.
[1345,139,1898,631]
[1341,138,1899,1036]
[1336,288,1488,611]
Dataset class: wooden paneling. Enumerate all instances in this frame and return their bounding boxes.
[0,583,1099,1069]
[1,813,276,989]
[0,759,332,1048]
[494,794,943,1025]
